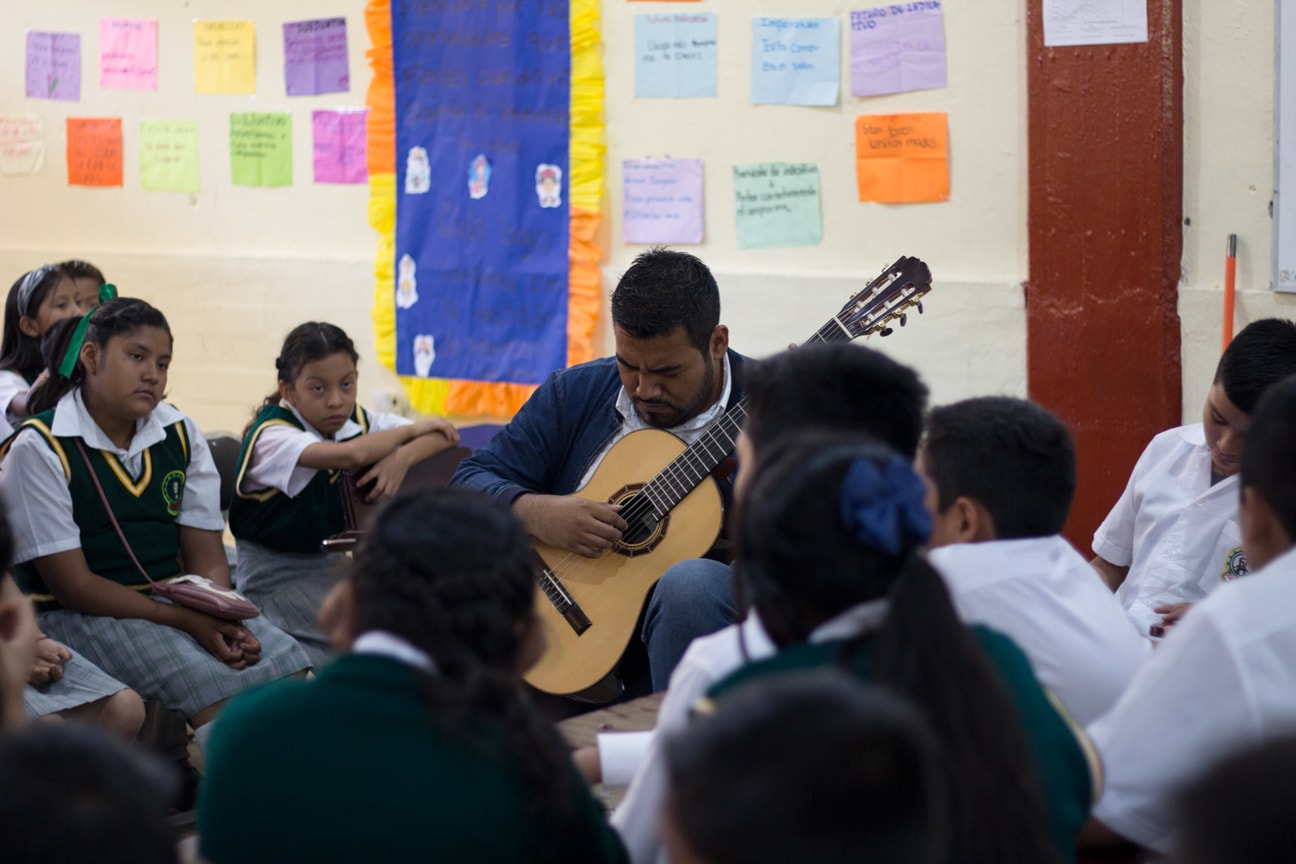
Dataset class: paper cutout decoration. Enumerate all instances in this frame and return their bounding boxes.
[634,13,718,98]
[67,118,123,187]
[733,162,823,248]
[230,113,292,187]
[536,164,563,208]
[855,113,949,203]
[100,18,158,91]
[751,18,840,106]
[26,32,81,102]
[0,115,45,176]
[397,254,420,309]
[849,4,947,97]
[622,158,704,244]
[405,146,431,195]
[468,154,492,199]
[284,18,350,96]
[312,109,368,184]
[194,21,256,94]
[140,120,200,193]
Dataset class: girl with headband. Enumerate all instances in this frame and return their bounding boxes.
[0,265,82,440]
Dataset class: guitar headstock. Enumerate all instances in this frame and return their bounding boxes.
[836,256,932,339]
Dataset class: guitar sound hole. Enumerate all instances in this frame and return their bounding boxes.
[621,494,657,545]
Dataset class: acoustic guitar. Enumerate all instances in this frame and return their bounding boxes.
[525,256,933,698]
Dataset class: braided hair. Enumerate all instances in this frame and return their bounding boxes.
[244,322,358,437]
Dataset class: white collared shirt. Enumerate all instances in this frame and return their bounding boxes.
[240,401,411,498]
[0,368,30,438]
[351,630,437,674]
[0,389,224,564]
[578,354,733,489]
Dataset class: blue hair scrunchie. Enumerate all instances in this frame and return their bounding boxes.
[839,454,932,556]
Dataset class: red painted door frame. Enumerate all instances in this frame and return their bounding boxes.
[1026,1,1184,551]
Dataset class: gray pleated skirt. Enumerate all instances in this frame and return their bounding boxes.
[233,539,348,669]
[23,649,130,719]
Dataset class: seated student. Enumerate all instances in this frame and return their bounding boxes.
[1092,318,1296,637]
[663,670,945,864]
[918,397,1149,725]
[0,297,310,753]
[0,519,39,732]
[0,724,179,864]
[56,259,107,314]
[199,488,628,864]
[709,434,1097,864]
[1085,374,1296,854]
[228,322,459,667]
[0,265,84,440]
[603,343,929,863]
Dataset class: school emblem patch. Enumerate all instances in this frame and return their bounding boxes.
[1220,546,1248,583]
[162,470,186,516]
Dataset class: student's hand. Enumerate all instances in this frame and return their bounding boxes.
[1153,601,1194,630]
[357,451,415,502]
[178,612,257,669]
[572,746,602,784]
[414,417,461,445]
[516,495,627,558]
[27,636,72,685]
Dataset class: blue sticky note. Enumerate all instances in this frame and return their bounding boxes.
[635,13,718,99]
[751,17,841,106]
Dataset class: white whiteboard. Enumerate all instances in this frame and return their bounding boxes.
[1276,1,1296,292]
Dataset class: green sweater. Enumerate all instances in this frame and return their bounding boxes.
[707,625,1097,864]
[198,653,628,864]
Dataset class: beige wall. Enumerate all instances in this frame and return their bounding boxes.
[1,0,1291,433]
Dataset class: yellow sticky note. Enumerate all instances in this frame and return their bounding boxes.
[194,20,256,94]
[855,112,949,203]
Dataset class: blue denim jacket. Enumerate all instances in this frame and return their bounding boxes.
[451,350,748,505]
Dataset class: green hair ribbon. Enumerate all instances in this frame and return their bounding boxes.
[56,284,118,380]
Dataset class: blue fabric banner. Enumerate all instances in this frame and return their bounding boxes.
[391,0,571,385]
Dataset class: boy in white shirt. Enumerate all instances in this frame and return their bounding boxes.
[1084,373,1296,854]
[1091,318,1296,637]
[918,397,1149,726]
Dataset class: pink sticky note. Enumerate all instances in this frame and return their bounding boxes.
[312,109,368,184]
[623,158,704,244]
[26,32,81,102]
[100,18,158,91]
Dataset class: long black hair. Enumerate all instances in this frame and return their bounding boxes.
[26,298,172,417]
[349,488,578,820]
[0,265,73,381]
[244,322,358,437]
[735,432,1059,864]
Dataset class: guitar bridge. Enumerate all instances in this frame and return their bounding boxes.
[537,565,591,635]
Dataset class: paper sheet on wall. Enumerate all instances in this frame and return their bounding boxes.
[0,115,45,176]
[750,18,840,106]
[849,4,947,97]
[623,158,704,243]
[634,13,717,98]
[25,32,81,102]
[1042,0,1148,47]
[855,112,949,203]
[194,21,256,94]
[733,162,822,248]
[100,18,158,91]
[284,18,350,96]
[140,120,200,193]
[67,118,123,187]
[230,113,292,187]
[312,109,368,184]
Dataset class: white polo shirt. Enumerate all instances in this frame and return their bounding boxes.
[0,368,31,440]
[929,536,1151,726]
[1088,544,1296,853]
[1093,424,1246,636]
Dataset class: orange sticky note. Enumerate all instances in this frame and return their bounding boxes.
[67,117,123,187]
[855,112,949,203]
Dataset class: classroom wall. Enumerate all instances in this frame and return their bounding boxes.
[1,0,1292,435]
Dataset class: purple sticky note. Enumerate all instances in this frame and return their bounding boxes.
[284,18,350,97]
[623,159,704,245]
[25,31,81,102]
[312,109,368,184]
[850,5,947,98]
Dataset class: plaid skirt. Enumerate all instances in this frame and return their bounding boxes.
[37,600,311,718]
[23,649,129,719]
[234,539,348,669]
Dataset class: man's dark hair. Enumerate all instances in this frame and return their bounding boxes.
[922,396,1076,539]
[743,343,928,458]
[1215,318,1296,414]
[1239,374,1296,542]
[611,247,720,353]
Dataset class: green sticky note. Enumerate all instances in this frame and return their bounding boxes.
[230,112,292,187]
[139,120,200,193]
[733,162,823,249]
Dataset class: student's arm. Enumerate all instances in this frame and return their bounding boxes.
[179,525,233,588]
[354,418,461,501]
[296,416,454,473]
[1090,556,1130,591]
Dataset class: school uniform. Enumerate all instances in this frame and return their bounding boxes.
[1088,545,1296,853]
[1093,424,1246,637]
[228,401,411,667]
[198,631,629,864]
[22,647,129,720]
[0,390,310,717]
[703,602,1100,864]
[0,368,32,440]
[929,536,1151,725]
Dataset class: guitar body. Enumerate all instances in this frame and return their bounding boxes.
[523,428,724,696]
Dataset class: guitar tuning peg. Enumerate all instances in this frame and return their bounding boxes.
[916,302,924,314]
[879,327,894,337]
[899,313,908,327]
